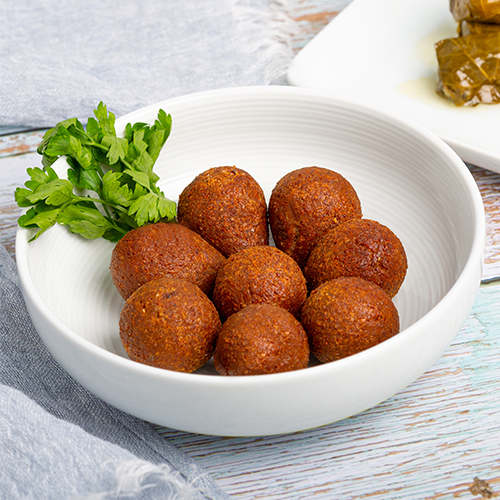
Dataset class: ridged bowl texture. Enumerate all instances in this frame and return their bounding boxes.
[16,86,485,436]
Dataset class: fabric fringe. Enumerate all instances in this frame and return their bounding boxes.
[231,0,300,84]
[72,459,208,500]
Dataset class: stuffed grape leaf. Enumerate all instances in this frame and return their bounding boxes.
[450,0,500,24]
[459,19,500,35]
[435,32,500,106]
[451,0,500,24]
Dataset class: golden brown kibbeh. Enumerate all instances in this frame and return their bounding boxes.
[304,218,407,298]
[212,245,307,320]
[119,277,221,373]
[110,222,225,300]
[177,166,268,257]
[214,303,310,376]
[268,166,362,268]
[301,277,400,363]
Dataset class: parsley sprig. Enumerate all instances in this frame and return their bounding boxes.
[15,102,176,242]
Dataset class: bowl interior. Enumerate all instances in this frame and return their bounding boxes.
[19,86,480,374]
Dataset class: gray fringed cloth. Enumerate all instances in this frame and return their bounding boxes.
[0,0,295,130]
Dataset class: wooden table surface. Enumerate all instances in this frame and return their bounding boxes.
[3,1,500,499]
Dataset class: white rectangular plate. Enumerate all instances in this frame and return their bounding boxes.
[287,0,500,173]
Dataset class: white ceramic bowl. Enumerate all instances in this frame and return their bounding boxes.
[16,86,485,436]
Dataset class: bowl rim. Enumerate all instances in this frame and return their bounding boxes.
[15,85,486,388]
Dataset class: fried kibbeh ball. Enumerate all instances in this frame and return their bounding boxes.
[301,277,400,363]
[177,166,268,257]
[214,304,310,376]
[110,222,225,300]
[212,245,307,320]
[304,218,407,298]
[119,277,221,373]
[268,166,362,268]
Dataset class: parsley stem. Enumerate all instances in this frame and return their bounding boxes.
[70,197,129,235]
[75,195,127,214]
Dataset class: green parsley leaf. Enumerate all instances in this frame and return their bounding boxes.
[18,206,62,241]
[122,168,151,191]
[16,102,176,242]
[102,135,128,165]
[148,109,172,163]
[128,191,175,227]
[102,170,135,207]
[93,101,117,137]
[66,158,102,192]
[58,204,116,239]
[26,178,74,206]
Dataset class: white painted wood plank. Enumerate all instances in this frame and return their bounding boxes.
[470,165,500,282]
